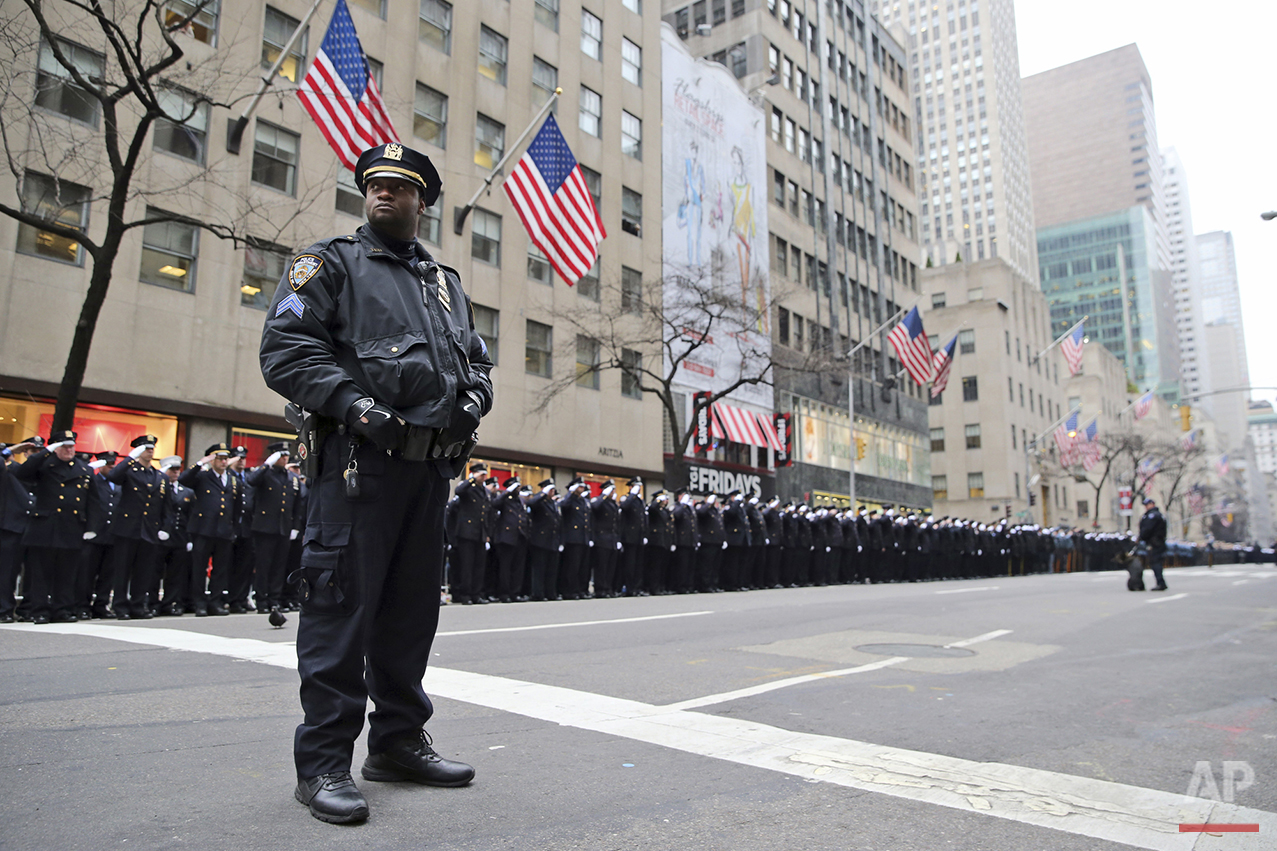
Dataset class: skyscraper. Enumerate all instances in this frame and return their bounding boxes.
[872,0,1039,284]
[1196,230,1248,384]
[1161,148,1210,405]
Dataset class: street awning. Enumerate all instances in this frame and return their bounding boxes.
[710,402,782,451]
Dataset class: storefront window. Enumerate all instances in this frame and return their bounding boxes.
[0,396,179,457]
[791,394,929,487]
[231,426,296,467]
[454,457,551,492]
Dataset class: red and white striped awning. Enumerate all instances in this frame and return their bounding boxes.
[710,402,783,451]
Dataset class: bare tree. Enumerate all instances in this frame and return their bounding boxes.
[0,0,325,429]
[1069,430,1142,529]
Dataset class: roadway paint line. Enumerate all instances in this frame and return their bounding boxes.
[3,622,1273,850]
[661,656,910,711]
[437,610,714,637]
[943,628,1013,649]
[1233,580,1250,586]
[1147,593,1189,605]
[935,586,1000,595]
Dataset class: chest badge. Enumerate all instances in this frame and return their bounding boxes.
[436,269,452,313]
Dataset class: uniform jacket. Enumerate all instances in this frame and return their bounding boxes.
[14,449,92,549]
[590,494,620,547]
[695,502,726,546]
[722,500,750,546]
[1138,508,1168,552]
[558,492,594,546]
[745,502,766,547]
[0,459,32,534]
[105,458,170,543]
[671,502,699,547]
[646,501,674,548]
[451,478,489,542]
[491,489,530,546]
[618,493,648,545]
[259,224,494,439]
[84,471,120,542]
[762,505,783,547]
[179,467,242,540]
[839,514,860,550]
[527,492,562,551]
[246,464,303,536]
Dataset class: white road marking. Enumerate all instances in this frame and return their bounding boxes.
[1234,580,1250,586]
[935,585,1000,595]
[437,610,713,637]
[943,628,1013,649]
[5,623,1274,849]
[661,656,910,711]
[1146,593,1189,605]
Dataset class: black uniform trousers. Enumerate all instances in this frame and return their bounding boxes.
[25,546,79,620]
[528,547,558,600]
[294,441,448,780]
[79,542,114,614]
[643,545,667,594]
[190,535,233,609]
[723,545,748,590]
[764,546,782,587]
[230,536,255,607]
[253,532,291,610]
[697,546,721,592]
[0,529,24,617]
[560,543,589,598]
[592,546,617,596]
[110,538,158,616]
[495,542,526,600]
[159,545,190,610]
[450,539,485,602]
[619,544,643,594]
[672,545,695,593]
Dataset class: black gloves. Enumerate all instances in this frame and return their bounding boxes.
[347,397,405,450]
[432,391,484,458]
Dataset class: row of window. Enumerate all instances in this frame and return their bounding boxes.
[671,0,747,38]
[522,319,643,399]
[931,473,983,501]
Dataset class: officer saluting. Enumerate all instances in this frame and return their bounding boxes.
[260,143,492,824]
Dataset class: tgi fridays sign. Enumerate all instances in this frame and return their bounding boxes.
[687,464,763,498]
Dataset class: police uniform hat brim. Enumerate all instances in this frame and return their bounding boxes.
[94,450,118,461]
[205,443,232,457]
[355,144,442,207]
[470,463,488,474]
[130,435,158,449]
[159,455,183,470]
[568,476,585,488]
[538,478,555,489]
[651,489,666,498]
[726,489,740,498]
[266,441,292,455]
[1142,497,1155,505]
[503,476,520,488]
[47,429,76,444]
[232,446,248,458]
[626,477,642,487]
[674,488,688,497]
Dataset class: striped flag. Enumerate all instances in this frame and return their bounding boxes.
[1133,390,1153,420]
[930,334,958,399]
[502,113,606,285]
[297,0,398,171]
[1137,456,1162,491]
[886,307,933,386]
[1180,428,1198,450]
[1060,322,1085,375]
[1080,418,1103,471]
[1187,487,1205,516]
[1216,454,1229,477]
[1054,410,1080,463]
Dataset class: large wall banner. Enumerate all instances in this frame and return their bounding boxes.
[661,24,771,411]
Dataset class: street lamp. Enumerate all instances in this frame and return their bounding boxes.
[1262,211,1277,221]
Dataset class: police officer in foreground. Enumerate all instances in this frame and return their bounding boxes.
[260,143,493,824]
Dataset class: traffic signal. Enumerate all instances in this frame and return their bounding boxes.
[1029,492,1036,506]
[855,436,867,460]
[1180,404,1192,431]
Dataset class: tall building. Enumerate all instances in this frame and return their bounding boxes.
[663,0,930,508]
[1196,230,1249,384]
[1021,44,1170,272]
[1161,148,1210,407]
[0,0,666,489]
[872,0,1039,285]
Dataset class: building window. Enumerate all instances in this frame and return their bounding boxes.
[261,6,308,82]
[526,320,552,377]
[527,243,552,284]
[474,113,505,169]
[621,348,643,398]
[35,37,103,125]
[967,472,984,498]
[471,209,501,266]
[621,266,642,313]
[241,242,288,309]
[165,1,219,46]
[581,10,602,60]
[778,306,789,345]
[621,187,642,236]
[336,168,364,217]
[578,258,601,301]
[621,111,642,159]
[1077,499,1089,518]
[958,328,975,354]
[478,26,508,85]
[1011,424,1017,450]
[576,335,600,389]
[621,38,641,86]
[472,303,499,365]
[139,210,197,291]
[534,0,559,30]
[929,427,944,452]
[15,173,90,266]
[414,84,447,148]
[533,57,558,108]
[579,86,602,137]
[419,0,452,52]
[251,121,298,194]
[961,376,978,401]
[418,193,443,244]
[929,390,942,406]
[729,42,747,78]
[931,292,946,308]
[965,423,981,449]
[622,0,640,12]
[580,165,602,209]
[932,475,948,501]
[154,87,209,163]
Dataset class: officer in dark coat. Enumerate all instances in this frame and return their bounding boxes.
[247,442,303,613]
[180,444,242,616]
[695,494,726,592]
[618,477,648,595]
[590,480,621,598]
[762,498,784,588]
[839,508,861,583]
[558,477,594,599]
[526,479,562,601]
[645,490,674,594]
[745,496,766,589]
[0,440,35,622]
[260,144,490,823]
[491,475,529,603]
[156,456,194,615]
[80,451,120,618]
[105,435,171,619]
[721,491,750,591]
[450,463,490,605]
[12,431,91,623]
[1138,497,1169,591]
[227,447,257,613]
[671,489,698,593]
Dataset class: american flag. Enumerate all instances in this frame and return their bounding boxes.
[1137,456,1161,491]
[1080,418,1103,471]
[1180,428,1198,450]
[1187,486,1205,516]
[1060,322,1085,375]
[1054,410,1080,463]
[1133,390,1153,420]
[930,334,958,399]
[1216,454,1229,477]
[297,0,398,171]
[887,307,933,386]
[503,113,606,285]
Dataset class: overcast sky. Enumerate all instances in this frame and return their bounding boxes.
[1012,0,1277,405]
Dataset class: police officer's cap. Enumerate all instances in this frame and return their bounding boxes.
[568,476,586,488]
[160,455,183,471]
[95,450,118,462]
[538,478,555,489]
[130,434,158,449]
[47,429,76,444]
[674,487,688,497]
[232,445,248,458]
[485,475,500,485]
[502,476,520,488]
[627,476,642,487]
[205,443,232,457]
[1142,496,1155,505]
[266,441,291,454]
[601,479,615,490]
[470,462,488,474]
[355,143,442,206]
[726,489,740,498]
[651,489,666,499]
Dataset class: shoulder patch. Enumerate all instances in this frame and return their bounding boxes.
[288,255,324,290]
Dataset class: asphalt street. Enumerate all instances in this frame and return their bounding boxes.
[2,564,1276,851]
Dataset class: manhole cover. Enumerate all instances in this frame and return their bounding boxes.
[855,643,976,658]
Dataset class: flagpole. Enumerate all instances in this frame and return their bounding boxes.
[1117,388,1153,420]
[844,306,906,508]
[1024,403,1082,526]
[227,0,328,153]
[454,89,562,235]
[1032,315,1088,365]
